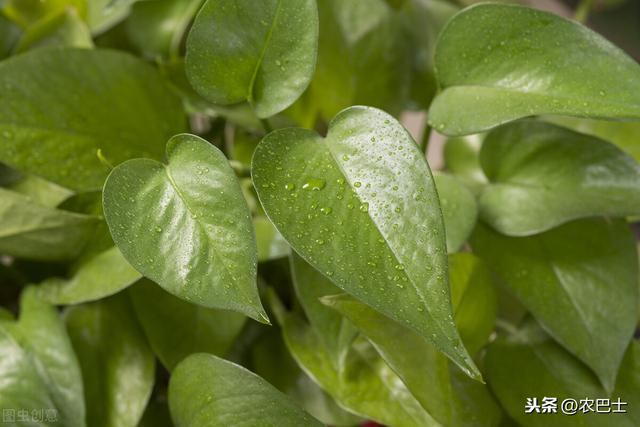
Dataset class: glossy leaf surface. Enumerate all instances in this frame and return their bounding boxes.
[0,48,185,191]
[103,134,267,322]
[486,319,640,427]
[472,219,638,391]
[65,293,155,427]
[253,106,478,378]
[429,4,640,136]
[479,121,640,235]
[0,288,85,427]
[169,353,323,427]
[185,0,319,118]
[129,279,246,371]
[0,187,98,260]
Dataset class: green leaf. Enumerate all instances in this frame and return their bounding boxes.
[169,353,324,427]
[252,106,479,379]
[478,121,640,235]
[86,0,140,34]
[0,48,185,191]
[434,172,477,252]
[0,187,98,260]
[428,3,640,136]
[126,0,204,59]
[103,134,267,322]
[0,288,85,427]
[185,0,319,118]
[0,13,21,59]
[281,312,439,427]
[323,291,501,427]
[471,218,638,391]
[307,0,411,119]
[129,279,246,371]
[545,116,640,163]
[251,326,363,426]
[37,246,141,304]
[290,252,357,367]
[65,293,155,427]
[255,216,289,262]
[486,318,639,427]
[448,252,497,355]
[15,7,93,53]
[5,173,74,208]
[2,0,85,27]
[443,134,487,192]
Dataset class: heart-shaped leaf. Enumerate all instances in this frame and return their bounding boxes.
[185,0,319,118]
[428,4,640,136]
[0,288,85,427]
[252,106,479,379]
[478,121,640,236]
[103,133,267,322]
[129,279,246,371]
[486,318,640,427]
[471,218,638,392]
[0,48,185,191]
[168,353,324,427]
[65,293,155,427]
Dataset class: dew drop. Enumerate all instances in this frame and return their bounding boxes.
[302,178,326,191]
[285,183,296,191]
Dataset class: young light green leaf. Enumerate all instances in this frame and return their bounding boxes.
[0,187,98,260]
[129,279,246,371]
[448,252,497,355]
[185,0,319,118]
[0,48,185,191]
[6,172,74,208]
[15,6,92,53]
[2,0,85,27]
[323,292,501,427]
[103,134,267,322]
[478,121,640,235]
[443,134,487,192]
[486,318,639,427]
[255,216,289,262]
[169,353,324,427]
[65,293,155,427]
[472,219,638,392]
[290,252,357,368]
[37,246,141,304]
[86,0,141,34]
[429,4,640,136]
[434,172,477,252]
[0,288,85,427]
[281,311,439,427]
[252,106,479,379]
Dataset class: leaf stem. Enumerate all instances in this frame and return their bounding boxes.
[420,121,432,156]
[574,0,594,23]
[260,118,273,133]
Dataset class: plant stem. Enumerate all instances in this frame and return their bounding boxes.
[574,0,594,23]
[420,121,432,156]
[260,118,273,133]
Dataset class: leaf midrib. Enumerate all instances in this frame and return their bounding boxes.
[247,0,283,105]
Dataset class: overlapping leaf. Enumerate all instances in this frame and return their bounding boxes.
[103,134,267,322]
[253,106,479,378]
[472,218,638,391]
[429,4,640,135]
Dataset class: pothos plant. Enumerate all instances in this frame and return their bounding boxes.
[0,0,639,426]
